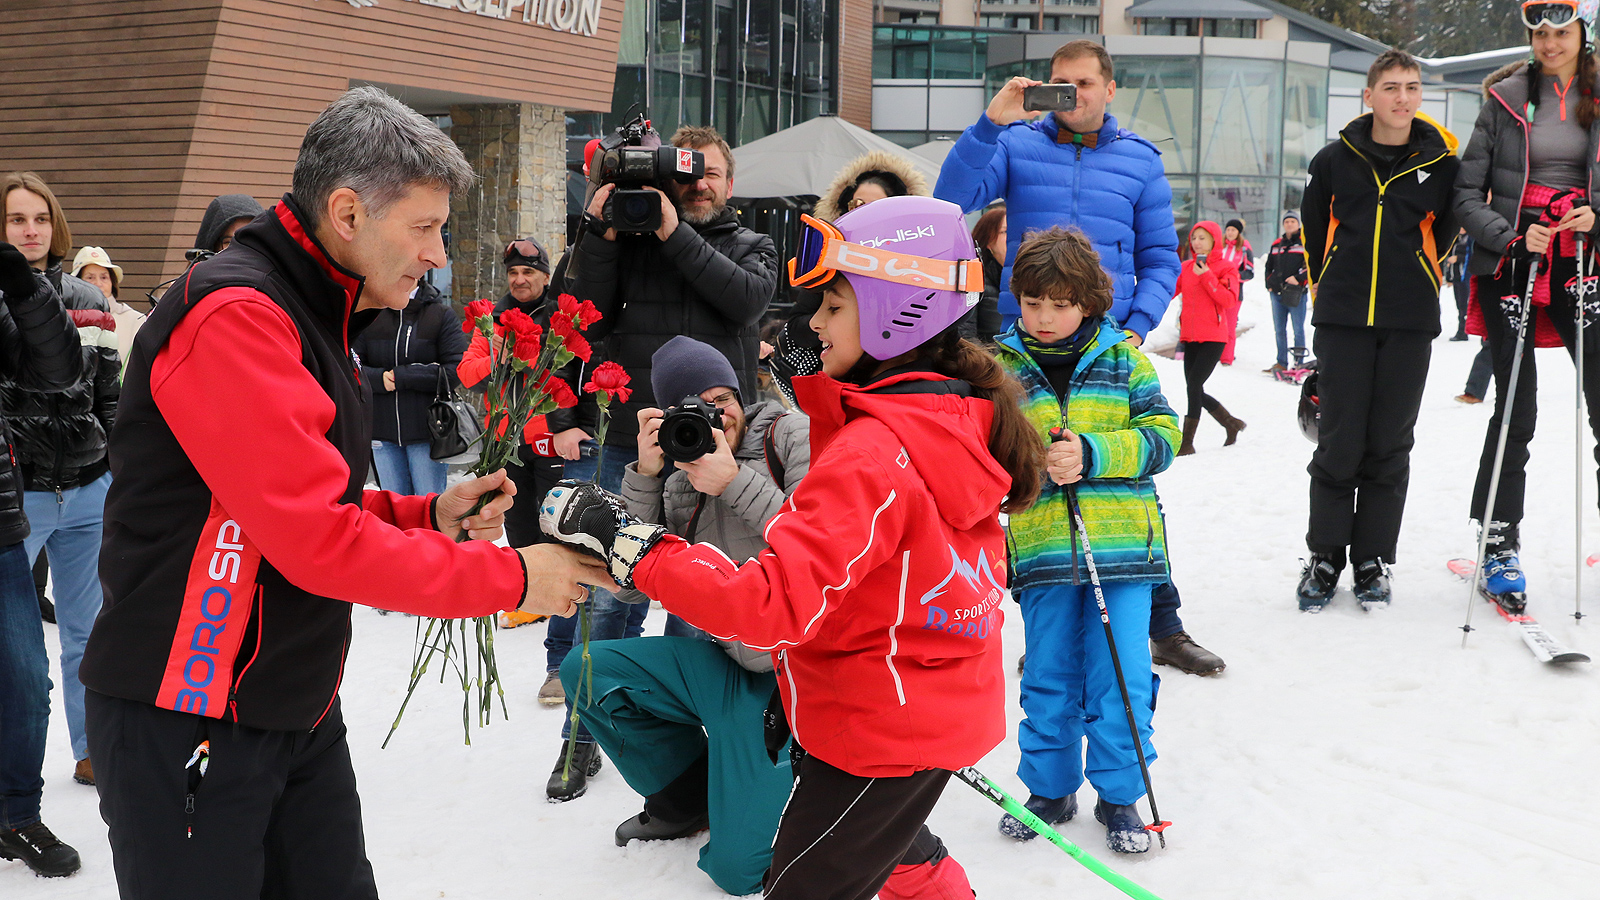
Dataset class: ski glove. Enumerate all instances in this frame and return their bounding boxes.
[0,243,40,300]
[538,479,667,588]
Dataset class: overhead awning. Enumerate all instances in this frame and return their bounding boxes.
[1125,0,1273,19]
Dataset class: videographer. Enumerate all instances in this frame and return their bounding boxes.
[559,335,808,895]
[568,124,779,466]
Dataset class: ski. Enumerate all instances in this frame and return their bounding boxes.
[1446,559,1591,664]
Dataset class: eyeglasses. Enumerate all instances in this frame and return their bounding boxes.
[1523,0,1580,29]
[707,391,739,410]
[786,214,984,293]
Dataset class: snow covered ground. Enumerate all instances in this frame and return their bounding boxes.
[8,279,1600,899]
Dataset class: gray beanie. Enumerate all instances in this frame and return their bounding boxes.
[651,335,739,406]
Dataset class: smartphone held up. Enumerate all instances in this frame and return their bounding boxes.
[1023,83,1078,113]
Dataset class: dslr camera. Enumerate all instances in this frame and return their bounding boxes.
[591,112,706,235]
[658,396,722,464]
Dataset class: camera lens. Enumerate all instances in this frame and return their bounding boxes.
[659,398,720,463]
[620,193,652,222]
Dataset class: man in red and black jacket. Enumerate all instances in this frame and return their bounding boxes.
[79,87,613,900]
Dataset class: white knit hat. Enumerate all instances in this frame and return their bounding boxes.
[71,246,123,287]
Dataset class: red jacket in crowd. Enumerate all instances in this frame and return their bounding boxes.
[1176,220,1241,344]
[632,370,1013,778]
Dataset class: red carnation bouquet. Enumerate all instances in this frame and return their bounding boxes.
[386,293,626,747]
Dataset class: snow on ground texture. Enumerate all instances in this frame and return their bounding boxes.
[7,280,1600,899]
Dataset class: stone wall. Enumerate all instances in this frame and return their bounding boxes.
[449,101,569,306]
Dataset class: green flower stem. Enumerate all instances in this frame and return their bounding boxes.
[387,313,587,747]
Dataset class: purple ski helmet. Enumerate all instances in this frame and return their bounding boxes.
[789,195,982,360]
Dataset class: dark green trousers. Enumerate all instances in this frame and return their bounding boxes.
[561,636,791,895]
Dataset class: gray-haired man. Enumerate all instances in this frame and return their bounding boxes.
[80,87,613,899]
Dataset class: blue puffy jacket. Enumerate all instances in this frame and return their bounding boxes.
[935,112,1181,338]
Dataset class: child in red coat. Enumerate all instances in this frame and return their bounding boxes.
[1175,220,1246,454]
[541,196,1045,899]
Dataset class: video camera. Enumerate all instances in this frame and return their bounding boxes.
[590,112,706,235]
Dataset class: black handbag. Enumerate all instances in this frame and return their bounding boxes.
[427,368,483,465]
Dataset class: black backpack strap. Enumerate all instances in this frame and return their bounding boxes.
[763,413,788,492]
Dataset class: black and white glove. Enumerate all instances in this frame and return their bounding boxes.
[539,479,666,588]
[0,242,40,300]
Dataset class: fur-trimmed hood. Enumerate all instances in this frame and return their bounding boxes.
[813,150,931,222]
[1483,59,1527,94]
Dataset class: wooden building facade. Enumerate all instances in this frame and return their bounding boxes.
[1,0,625,300]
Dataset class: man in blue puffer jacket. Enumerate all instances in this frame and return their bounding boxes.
[935,39,1180,343]
[938,44,1226,678]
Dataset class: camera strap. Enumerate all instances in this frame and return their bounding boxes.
[685,494,707,543]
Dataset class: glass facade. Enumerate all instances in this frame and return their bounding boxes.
[1102,53,1326,250]
[571,0,837,148]
[568,0,840,221]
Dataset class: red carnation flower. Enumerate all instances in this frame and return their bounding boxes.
[584,361,632,404]
[539,374,579,409]
[461,298,495,333]
[558,293,603,329]
[552,314,592,362]
[499,308,541,340]
[512,337,542,364]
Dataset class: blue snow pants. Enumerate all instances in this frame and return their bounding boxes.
[1016,582,1158,807]
[562,636,792,896]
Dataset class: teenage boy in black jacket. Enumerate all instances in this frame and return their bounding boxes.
[1296,49,1460,611]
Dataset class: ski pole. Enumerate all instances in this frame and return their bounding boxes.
[954,766,1167,900]
[1049,426,1170,846]
[1464,252,1538,646]
[1578,230,1589,625]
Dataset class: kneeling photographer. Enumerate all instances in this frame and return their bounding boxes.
[558,336,807,896]
[567,120,779,468]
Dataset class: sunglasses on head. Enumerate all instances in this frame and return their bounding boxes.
[787,214,983,293]
[1523,0,1581,29]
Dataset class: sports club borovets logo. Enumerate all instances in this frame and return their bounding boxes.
[920,545,1006,640]
[323,0,603,39]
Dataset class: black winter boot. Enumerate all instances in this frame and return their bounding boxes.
[614,809,710,846]
[1297,553,1342,612]
[1177,416,1199,456]
[999,793,1077,841]
[546,739,603,802]
[0,821,80,877]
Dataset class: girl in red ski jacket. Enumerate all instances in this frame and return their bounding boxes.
[1176,220,1246,454]
[541,196,1044,900]
[1217,218,1254,364]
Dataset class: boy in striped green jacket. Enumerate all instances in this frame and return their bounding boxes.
[992,227,1180,855]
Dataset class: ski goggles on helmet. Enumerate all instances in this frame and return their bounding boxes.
[1523,0,1580,29]
[787,214,984,293]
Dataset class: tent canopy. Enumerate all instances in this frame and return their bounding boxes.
[909,139,956,166]
[730,116,944,200]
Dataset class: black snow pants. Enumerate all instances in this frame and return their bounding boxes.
[1306,324,1433,565]
[1470,263,1600,526]
[85,690,379,900]
[764,753,950,900]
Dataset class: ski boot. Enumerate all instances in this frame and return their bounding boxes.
[1296,554,1341,612]
[546,739,603,802]
[998,793,1077,841]
[1480,521,1527,614]
[1352,559,1392,610]
[1094,799,1152,854]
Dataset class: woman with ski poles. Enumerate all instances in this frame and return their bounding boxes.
[540,195,1045,899]
[991,227,1180,854]
[1454,0,1600,613]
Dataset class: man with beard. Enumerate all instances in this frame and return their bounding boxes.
[555,125,779,801]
